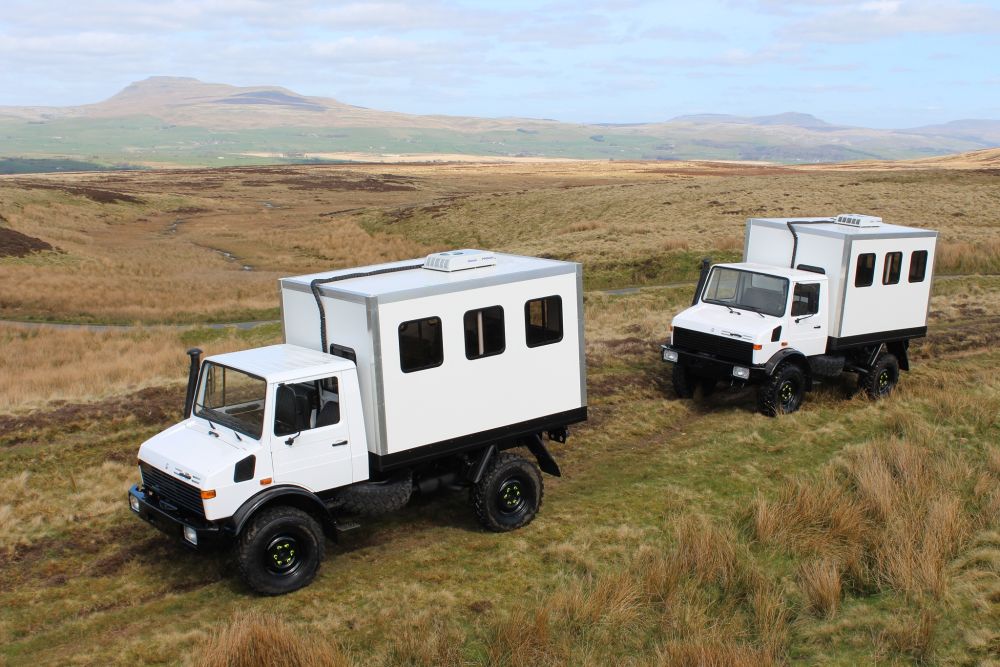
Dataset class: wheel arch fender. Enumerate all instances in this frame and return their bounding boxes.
[230,485,333,536]
[886,340,910,372]
[765,348,812,389]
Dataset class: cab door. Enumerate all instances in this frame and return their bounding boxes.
[269,374,352,493]
[786,281,828,356]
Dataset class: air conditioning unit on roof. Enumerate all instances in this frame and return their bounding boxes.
[835,213,882,228]
[423,249,497,272]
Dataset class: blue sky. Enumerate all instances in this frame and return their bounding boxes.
[1,0,998,127]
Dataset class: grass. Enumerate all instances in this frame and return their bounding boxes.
[2,161,999,324]
[1,161,999,665]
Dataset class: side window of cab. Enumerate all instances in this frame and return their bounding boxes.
[274,376,341,436]
[791,283,820,317]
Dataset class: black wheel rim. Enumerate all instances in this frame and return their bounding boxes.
[779,379,799,411]
[497,478,528,516]
[877,369,892,394]
[265,535,302,576]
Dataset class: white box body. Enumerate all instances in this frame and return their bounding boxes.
[744,217,937,341]
[280,253,586,459]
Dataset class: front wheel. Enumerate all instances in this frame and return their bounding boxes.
[236,506,325,595]
[757,361,806,417]
[860,352,899,399]
[472,452,543,532]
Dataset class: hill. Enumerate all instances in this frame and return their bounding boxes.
[0,77,997,168]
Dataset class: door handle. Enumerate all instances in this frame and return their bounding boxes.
[331,440,348,447]
[813,325,821,329]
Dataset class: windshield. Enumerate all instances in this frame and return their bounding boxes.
[194,362,266,439]
[702,267,789,317]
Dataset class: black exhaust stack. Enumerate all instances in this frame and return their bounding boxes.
[184,348,203,418]
[692,257,711,306]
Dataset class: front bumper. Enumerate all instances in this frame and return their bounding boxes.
[660,344,767,383]
[127,484,224,549]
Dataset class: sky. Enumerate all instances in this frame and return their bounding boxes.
[0,0,998,128]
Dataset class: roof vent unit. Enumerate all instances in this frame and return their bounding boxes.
[423,249,497,272]
[835,213,882,228]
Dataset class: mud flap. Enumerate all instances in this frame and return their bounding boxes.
[526,434,562,477]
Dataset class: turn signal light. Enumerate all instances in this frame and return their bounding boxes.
[781,341,789,347]
[752,344,762,350]
[260,478,273,486]
[200,489,217,500]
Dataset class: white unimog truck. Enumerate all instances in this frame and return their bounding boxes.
[128,250,586,594]
[660,214,937,416]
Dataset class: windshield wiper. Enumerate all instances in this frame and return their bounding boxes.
[193,402,220,436]
[724,305,741,315]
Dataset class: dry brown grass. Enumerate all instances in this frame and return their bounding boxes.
[799,558,842,617]
[194,609,350,667]
[878,609,939,664]
[752,438,974,600]
[3,160,998,324]
[0,325,280,413]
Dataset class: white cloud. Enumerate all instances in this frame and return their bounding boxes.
[777,0,1000,43]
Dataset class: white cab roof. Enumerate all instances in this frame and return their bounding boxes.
[280,251,577,302]
[717,262,829,281]
[206,344,353,383]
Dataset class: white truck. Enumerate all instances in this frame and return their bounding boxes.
[661,214,937,416]
[128,250,586,594]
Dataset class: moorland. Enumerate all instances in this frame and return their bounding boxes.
[0,155,998,665]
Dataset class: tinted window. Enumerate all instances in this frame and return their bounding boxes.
[883,251,902,285]
[525,296,563,347]
[855,253,876,287]
[791,283,820,317]
[399,317,444,373]
[909,250,928,283]
[464,306,505,359]
[274,376,341,436]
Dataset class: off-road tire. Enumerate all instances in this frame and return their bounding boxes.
[472,452,543,532]
[237,505,325,596]
[860,352,899,400]
[757,361,806,417]
[672,363,695,398]
[335,471,413,516]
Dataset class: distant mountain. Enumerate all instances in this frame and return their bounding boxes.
[670,112,837,129]
[904,119,1000,146]
[0,76,997,169]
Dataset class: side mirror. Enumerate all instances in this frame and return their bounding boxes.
[285,432,301,446]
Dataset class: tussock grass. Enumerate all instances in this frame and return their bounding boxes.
[752,438,973,599]
[799,558,842,617]
[195,610,350,667]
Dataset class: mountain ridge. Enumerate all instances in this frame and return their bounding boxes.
[0,76,998,167]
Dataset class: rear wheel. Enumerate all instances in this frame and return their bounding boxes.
[237,506,325,595]
[861,352,899,399]
[472,453,543,532]
[758,361,806,417]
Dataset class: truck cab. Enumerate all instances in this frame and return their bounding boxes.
[129,345,367,542]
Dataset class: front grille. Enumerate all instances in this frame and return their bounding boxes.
[673,327,754,364]
[139,462,205,519]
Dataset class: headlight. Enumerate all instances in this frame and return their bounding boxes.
[129,494,140,512]
[183,525,198,546]
[662,347,679,363]
[732,366,750,379]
